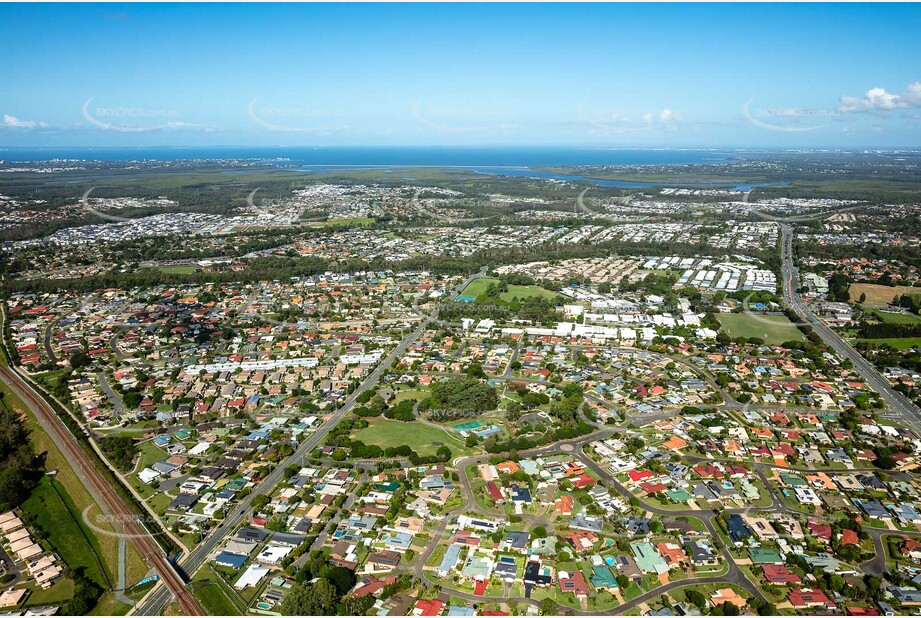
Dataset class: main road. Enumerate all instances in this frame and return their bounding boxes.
[134,269,483,615]
[779,223,921,434]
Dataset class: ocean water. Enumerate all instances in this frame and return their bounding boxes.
[0,145,737,166]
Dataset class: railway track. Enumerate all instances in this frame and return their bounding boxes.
[0,365,204,615]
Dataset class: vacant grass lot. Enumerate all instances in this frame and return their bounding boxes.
[23,576,75,607]
[717,313,805,345]
[850,283,921,306]
[391,388,429,404]
[461,277,558,302]
[136,440,167,471]
[858,311,921,350]
[128,441,168,498]
[190,568,243,616]
[32,369,68,393]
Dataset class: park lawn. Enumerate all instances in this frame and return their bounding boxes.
[460,278,558,302]
[391,388,429,404]
[352,419,472,457]
[871,310,921,325]
[717,313,805,345]
[857,337,921,350]
[849,283,921,307]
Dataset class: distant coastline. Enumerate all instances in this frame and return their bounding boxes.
[0,146,744,165]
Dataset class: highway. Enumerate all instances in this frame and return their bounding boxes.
[779,224,921,434]
[134,270,482,615]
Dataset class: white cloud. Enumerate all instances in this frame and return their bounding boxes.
[837,81,921,113]
[906,81,921,106]
[659,108,680,122]
[2,114,48,129]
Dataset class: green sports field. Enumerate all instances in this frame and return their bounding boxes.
[857,337,921,350]
[157,265,198,275]
[717,313,805,345]
[870,310,921,325]
[352,419,472,456]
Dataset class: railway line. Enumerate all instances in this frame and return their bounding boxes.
[0,364,205,616]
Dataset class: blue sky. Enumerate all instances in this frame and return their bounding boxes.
[1,3,919,148]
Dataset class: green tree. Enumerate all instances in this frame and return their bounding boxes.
[539,598,557,616]
[281,578,338,616]
[686,589,706,608]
